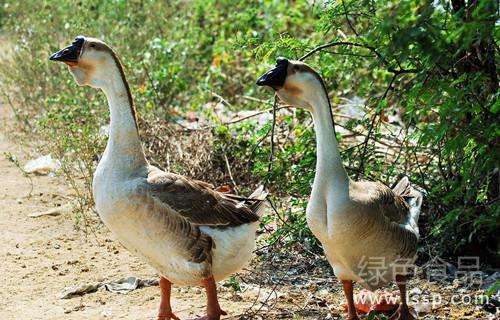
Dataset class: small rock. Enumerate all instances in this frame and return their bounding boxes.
[318,288,330,296]
[409,287,423,295]
[414,301,433,314]
[58,269,69,276]
[29,203,72,218]
[73,304,85,311]
[100,310,112,318]
[54,244,61,249]
[23,154,61,175]
[16,198,23,204]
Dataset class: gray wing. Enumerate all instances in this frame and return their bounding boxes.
[374,178,420,257]
[146,166,263,227]
[375,181,410,224]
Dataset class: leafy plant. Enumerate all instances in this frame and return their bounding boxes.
[0,0,497,262]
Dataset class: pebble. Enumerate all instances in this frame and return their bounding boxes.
[100,310,112,318]
[409,287,423,295]
[414,301,433,314]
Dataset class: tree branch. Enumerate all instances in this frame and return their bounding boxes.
[342,0,360,37]
[356,73,398,178]
[299,41,420,74]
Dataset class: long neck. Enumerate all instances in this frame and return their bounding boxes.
[100,65,147,171]
[309,89,349,200]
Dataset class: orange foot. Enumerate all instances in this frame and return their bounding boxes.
[344,290,399,314]
[372,291,399,313]
[194,309,227,320]
[388,304,416,320]
[157,312,180,320]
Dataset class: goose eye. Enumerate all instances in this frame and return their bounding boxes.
[293,66,300,72]
[89,44,96,48]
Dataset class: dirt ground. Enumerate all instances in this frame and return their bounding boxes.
[0,105,496,320]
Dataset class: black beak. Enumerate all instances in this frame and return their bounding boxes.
[256,57,289,88]
[49,36,85,62]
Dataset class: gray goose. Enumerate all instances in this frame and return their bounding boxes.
[257,58,422,320]
[50,36,266,320]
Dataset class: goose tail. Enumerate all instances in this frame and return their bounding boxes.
[247,185,268,217]
[224,185,268,217]
[393,176,423,234]
[408,187,423,230]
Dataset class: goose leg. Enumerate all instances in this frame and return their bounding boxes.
[195,276,227,320]
[157,277,180,320]
[342,280,360,320]
[389,275,416,320]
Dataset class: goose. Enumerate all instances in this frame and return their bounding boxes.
[256,58,422,320]
[49,36,267,320]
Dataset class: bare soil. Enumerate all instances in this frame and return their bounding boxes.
[0,107,495,320]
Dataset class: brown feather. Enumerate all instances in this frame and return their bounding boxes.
[147,166,264,228]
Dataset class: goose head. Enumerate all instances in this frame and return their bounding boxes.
[50,36,120,89]
[256,58,329,112]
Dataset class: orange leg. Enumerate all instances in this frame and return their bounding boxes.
[195,276,227,320]
[157,277,180,320]
[389,275,416,320]
[342,280,361,320]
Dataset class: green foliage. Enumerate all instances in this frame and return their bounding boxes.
[251,0,499,260]
[485,280,500,297]
[367,311,387,320]
[0,0,498,260]
[228,275,241,293]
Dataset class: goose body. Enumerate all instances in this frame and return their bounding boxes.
[257,58,422,319]
[93,165,259,285]
[50,36,266,320]
[309,180,421,291]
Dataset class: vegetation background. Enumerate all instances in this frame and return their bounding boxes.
[0,0,498,270]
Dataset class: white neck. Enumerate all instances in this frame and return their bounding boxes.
[307,88,350,234]
[99,65,147,171]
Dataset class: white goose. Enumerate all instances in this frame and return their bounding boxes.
[50,36,267,320]
[256,58,422,320]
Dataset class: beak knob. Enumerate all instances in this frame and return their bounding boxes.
[256,58,289,88]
